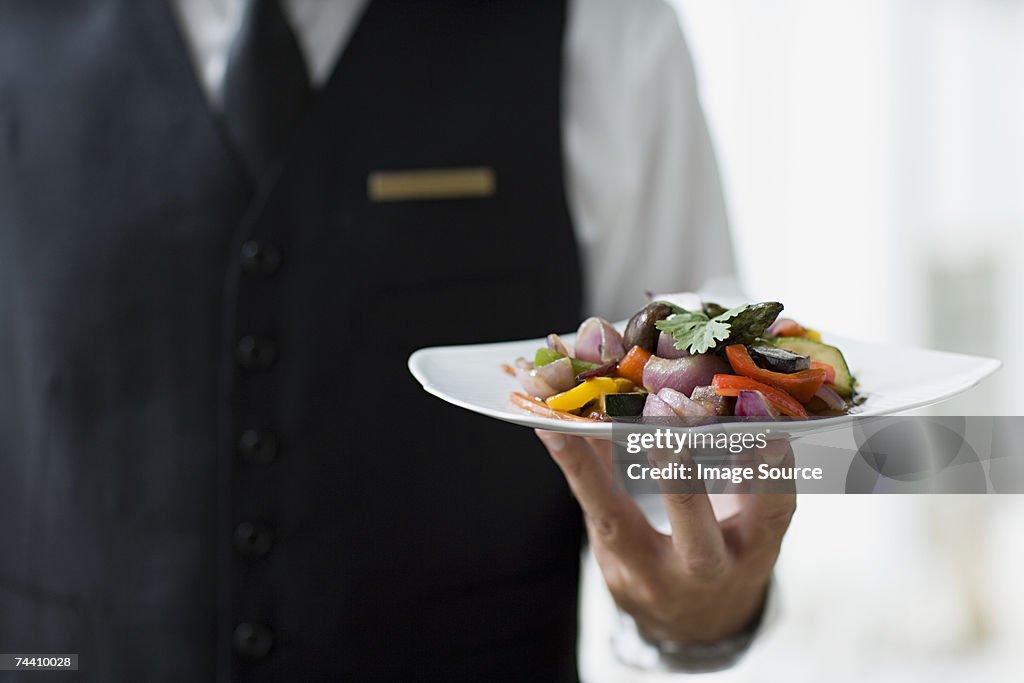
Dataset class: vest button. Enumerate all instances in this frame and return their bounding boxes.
[237,335,276,370]
[233,622,274,659]
[240,240,281,276]
[233,521,273,558]
[238,429,279,463]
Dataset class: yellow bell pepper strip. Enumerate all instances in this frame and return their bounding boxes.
[545,377,633,412]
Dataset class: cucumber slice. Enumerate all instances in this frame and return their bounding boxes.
[602,392,648,418]
[772,337,855,398]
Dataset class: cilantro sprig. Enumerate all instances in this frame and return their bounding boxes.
[654,301,784,355]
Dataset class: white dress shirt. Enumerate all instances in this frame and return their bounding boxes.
[171,0,750,673]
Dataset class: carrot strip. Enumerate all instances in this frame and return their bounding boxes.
[500,363,516,377]
[616,345,652,387]
[509,393,601,423]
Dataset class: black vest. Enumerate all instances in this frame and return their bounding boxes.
[0,1,585,680]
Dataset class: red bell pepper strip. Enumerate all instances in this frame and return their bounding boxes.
[770,319,805,337]
[810,360,836,385]
[712,374,809,419]
[725,345,826,404]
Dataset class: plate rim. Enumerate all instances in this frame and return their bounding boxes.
[408,332,1003,437]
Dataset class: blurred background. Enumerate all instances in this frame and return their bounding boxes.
[580,1,1024,680]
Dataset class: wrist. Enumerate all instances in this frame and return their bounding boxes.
[634,578,770,646]
[612,593,768,674]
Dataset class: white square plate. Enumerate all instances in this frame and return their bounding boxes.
[408,330,1001,438]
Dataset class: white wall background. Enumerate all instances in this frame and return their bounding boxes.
[674,0,1024,414]
[580,2,1024,680]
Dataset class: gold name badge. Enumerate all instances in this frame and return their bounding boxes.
[367,167,496,202]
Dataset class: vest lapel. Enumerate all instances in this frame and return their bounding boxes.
[139,1,252,189]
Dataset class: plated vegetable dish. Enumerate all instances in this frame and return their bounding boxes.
[506,294,858,422]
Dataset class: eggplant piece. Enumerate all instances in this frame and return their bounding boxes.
[603,392,648,418]
[623,303,674,353]
[748,345,811,374]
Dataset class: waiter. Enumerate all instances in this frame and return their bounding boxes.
[0,0,794,680]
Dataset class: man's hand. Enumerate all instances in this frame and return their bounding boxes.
[535,430,796,645]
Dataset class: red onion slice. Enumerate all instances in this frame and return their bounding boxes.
[643,393,682,423]
[690,385,732,416]
[735,390,780,419]
[656,331,689,359]
[574,317,626,364]
[657,388,711,417]
[514,365,555,398]
[515,357,576,399]
[547,333,572,358]
[642,355,731,397]
[814,384,847,412]
[535,357,577,394]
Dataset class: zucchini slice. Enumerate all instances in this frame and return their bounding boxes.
[772,337,855,398]
[602,392,648,418]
